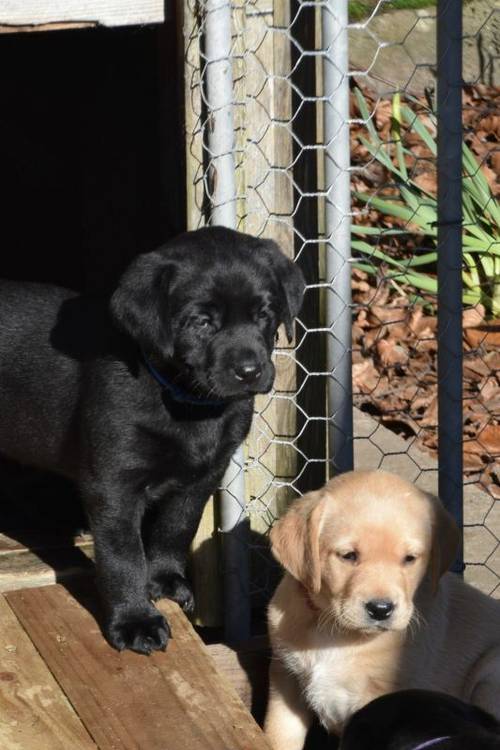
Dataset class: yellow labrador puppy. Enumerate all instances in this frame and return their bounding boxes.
[264,470,500,750]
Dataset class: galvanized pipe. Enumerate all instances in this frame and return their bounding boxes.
[204,0,237,226]
[203,0,250,641]
[437,0,463,572]
[322,0,353,475]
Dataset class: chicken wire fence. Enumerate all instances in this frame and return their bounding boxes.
[182,0,500,641]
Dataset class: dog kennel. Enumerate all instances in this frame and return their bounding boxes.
[0,3,186,590]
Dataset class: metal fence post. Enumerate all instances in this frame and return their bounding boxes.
[437,0,463,572]
[323,0,354,475]
[203,0,251,641]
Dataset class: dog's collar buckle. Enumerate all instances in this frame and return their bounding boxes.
[141,352,225,408]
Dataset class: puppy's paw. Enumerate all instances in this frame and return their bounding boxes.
[148,572,195,613]
[107,606,171,655]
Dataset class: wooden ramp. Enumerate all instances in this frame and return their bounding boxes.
[0,585,271,750]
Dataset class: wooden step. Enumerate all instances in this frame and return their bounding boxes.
[0,595,96,749]
[0,530,93,556]
[1,585,271,750]
[0,532,94,593]
[206,637,270,724]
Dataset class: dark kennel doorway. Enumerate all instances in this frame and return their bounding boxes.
[0,19,185,576]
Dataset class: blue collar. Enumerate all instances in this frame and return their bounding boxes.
[142,353,225,408]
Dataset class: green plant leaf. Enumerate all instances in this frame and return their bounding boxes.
[351,225,409,236]
[400,104,437,155]
[354,88,380,145]
[355,192,417,224]
[352,91,500,317]
[359,136,406,181]
[391,93,408,181]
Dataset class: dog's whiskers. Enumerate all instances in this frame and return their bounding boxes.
[316,604,349,636]
[188,375,220,400]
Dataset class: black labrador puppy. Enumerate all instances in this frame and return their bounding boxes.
[340,690,500,750]
[0,226,305,654]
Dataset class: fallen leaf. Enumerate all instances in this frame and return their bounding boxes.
[479,377,499,403]
[363,326,388,350]
[463,357,493,380]
[483,351,500,372]
[476,424,500,456]
[418,395,438,427]
[376,339,409,367]
[491,151,500,176]
[462,452,485,472]
[463,305,485,328]
[489,484,500,499]
[352,360,381,394]
[414,171,437,194]
[465,321,500,349]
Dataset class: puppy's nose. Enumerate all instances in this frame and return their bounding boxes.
[365,599,395,621]
[233,361,262,384]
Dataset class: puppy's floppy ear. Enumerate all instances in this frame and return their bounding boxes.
[260,240,305,343]
[110,250,178,360]
[428,494,460,593]
[270,490,327,593]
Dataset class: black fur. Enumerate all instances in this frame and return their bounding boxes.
[340,690,500,750]
[0,226,305,654]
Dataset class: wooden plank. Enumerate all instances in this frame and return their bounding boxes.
[0,1,163,29]
[0,596,96,750]
[0,531,93,556]
[0,547,94,593]
[6,585,272,750]
[206,637,270,723]
[189,498,222,627]
[0,21,96,33]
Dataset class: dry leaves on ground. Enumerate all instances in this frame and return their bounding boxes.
[351,83,499,198]
[352,270,500,498]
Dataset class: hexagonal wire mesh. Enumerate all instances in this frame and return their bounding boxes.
[183,0,500,635]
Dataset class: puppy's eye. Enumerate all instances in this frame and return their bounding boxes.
[256,309,269,321]
[339,550,358,563]
[191,316,212,330]
[403,554,417,565]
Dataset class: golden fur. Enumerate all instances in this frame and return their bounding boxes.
[264,470,500,750]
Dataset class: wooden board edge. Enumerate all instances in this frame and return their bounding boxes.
[0,21,96,33]
[0,594,97,749]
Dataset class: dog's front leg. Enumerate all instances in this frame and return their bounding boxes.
[265,659,312,750]
[88,499,171,655]
[144,489,210,613]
